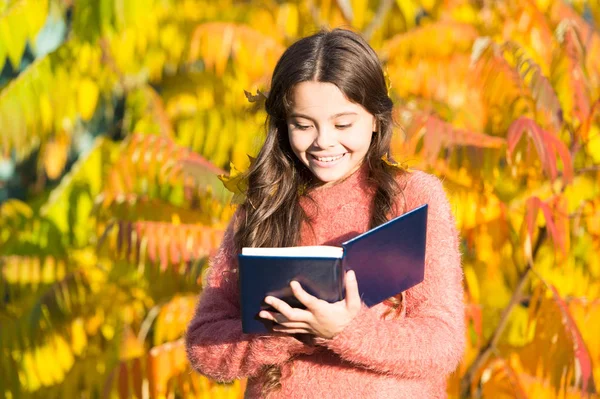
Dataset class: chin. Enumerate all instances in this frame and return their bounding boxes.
[311,167,354,184]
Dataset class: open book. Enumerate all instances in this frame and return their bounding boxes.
[239,204,428,334]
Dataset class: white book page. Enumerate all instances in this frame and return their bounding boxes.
[241,245,343,258]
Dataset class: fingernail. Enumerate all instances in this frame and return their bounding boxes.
[265,297,272,305]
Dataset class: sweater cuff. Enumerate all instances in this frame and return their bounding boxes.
[259,334,318,357]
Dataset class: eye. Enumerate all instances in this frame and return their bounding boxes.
[335,124,352,130]
[294,124,312,131]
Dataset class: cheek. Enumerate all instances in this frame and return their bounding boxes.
[288,132,310,155]
[343,130,373,153]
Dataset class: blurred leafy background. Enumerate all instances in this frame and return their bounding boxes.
[1,0,599,398]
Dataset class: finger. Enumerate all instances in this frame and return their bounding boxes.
[274,320,311,329]
[272,326,312,334]
[265,296,311,322]
[259,311,288,324]
[344,270,362,311]
[259,310,275,321]
[290,281,320,310]
[260,312,309,327]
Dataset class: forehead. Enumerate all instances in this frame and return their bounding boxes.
[287,81,363,118]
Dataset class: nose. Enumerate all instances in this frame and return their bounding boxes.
[313,126,337,149]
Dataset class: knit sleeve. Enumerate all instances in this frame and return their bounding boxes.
[185,209,316,382]
[315,171,465,379]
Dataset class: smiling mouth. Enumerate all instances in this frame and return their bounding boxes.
[310,153,346,162]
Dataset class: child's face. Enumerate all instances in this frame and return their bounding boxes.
[286,81,376,187]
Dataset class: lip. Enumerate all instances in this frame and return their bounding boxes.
[309,153,347,168]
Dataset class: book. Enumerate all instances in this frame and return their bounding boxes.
[238,203,428,334]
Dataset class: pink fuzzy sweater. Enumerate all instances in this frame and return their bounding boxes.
[185,166,465,398]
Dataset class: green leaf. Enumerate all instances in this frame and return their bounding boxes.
[41,137,116,247]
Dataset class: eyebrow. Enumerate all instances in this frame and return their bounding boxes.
[288,112,358,120]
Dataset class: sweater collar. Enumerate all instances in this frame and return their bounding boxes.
[303,161,372,205]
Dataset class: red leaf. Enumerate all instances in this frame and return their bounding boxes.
[145,85,174,137]
[131,358,143,399]
[507,118,573,183]
[501,41,563,130]
[145,225,157,265]
[424,118,444,164]
[561,24,591,125]
[118,362,129,399]
[524,196,568,255]
[548,285,596,394]
[117,221,125,254]
[498,358,529,399]
[538,201,565,254]
[158,225,169,271]
[104,133,227,208]
[125,222,133,263]
[402,112,506,164]
[465,303,483,345]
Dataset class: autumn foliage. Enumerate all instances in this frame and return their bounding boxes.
[1,0,600,398]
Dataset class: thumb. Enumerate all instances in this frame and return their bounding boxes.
[344,270,361,311]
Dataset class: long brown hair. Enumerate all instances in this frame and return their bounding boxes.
[233,28,406,396]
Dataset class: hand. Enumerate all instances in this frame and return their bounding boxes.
[259,270,362,339]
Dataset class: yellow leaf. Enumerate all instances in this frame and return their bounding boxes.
[0,31,6,70]
[120,326,144,360]
[0,198,33,219]
[464,265,480,303]
[276,3,298,37]
[394,0,420,30]
[52,335,74,381]
[21,350,41,391]
[71,318,88,356]
[218,160,249,204]
[77,78,99,121]
[42,135,70,180]
[39,93,53,132]
[586,124,600,163]
[533,0,552,12]
[350,0,369,28]
[0,9,28,69]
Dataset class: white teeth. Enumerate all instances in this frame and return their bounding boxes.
[315,154,344,162]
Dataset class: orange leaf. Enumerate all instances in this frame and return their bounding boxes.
[579,100,600,141]
[548,285,596,394]
[147,340,188,398]
[380,21,478,60]
[479,357,529,399]
[501,41,563,131]
[130,222,225,269]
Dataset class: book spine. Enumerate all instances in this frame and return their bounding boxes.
[336,257,345,301]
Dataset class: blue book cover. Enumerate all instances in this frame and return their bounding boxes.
[238,204,428,334]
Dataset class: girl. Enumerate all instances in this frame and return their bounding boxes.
[185,28,465,398]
